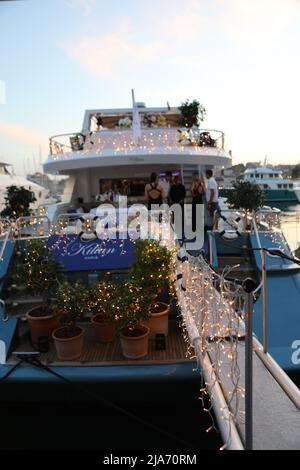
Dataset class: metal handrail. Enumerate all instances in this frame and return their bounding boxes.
[55,213,99,235]
[251,217,267,353]
[15,215,51,239]
[0,219,12,263]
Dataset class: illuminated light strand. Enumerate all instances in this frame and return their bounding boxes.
[174,250,246,448]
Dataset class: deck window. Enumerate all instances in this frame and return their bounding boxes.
[99,178,149,198]
[278,184,282,189]
[269,174,273,178]
[283,184,287,188]
[275,174,279,178]
[289,184,293,189]
[263,184,269,189]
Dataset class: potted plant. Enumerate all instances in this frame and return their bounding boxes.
[15,239,62,345]
[118,282,153,359]
[51,281,88,360]
[88,280,119,343]
[178,99,206,128]
[1,185,37,220]
[224,180,265,228]
[129,240,173,339]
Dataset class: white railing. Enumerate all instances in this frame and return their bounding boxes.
[0,219,12,263]
[49,128,225,157]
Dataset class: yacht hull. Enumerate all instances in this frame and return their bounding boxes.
[220,188,298,203]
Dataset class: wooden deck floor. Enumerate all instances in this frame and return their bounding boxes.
[8,320,190,366]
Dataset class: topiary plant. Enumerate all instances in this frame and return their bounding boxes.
[52,281,88,327]
[178,99,206,128]
[224,180,265,224]
[129,239,173,295]
[88,280,120,320]
[1,185,37,219]
[16,239,62,303]
[116,281,153,330]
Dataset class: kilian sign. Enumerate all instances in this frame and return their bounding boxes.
[48,234,135,271]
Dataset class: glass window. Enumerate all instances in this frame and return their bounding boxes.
[278,184,282,189]
[255,174,259,178]
[289,184,293,189]
[263,184,269,189]
[250,174,254,178]
[275,174,279,178]
[269,174,273,178]
[283,184,287,188]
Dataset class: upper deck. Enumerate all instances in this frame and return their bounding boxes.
[44,105,231,173]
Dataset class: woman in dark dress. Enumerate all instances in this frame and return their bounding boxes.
[170,175,186,238]
[190,174,204,232]
[144,172,163,211]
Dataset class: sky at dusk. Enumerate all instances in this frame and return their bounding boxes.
[0,0,300,174]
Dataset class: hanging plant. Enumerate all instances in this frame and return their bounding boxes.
[118,116,132,128]
[143,113,157,128]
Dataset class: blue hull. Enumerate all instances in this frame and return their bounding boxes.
[0,362,198,404]
[263,189,298,202]
[220,188,298,203]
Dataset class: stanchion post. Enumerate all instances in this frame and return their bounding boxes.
[243,277,256,451]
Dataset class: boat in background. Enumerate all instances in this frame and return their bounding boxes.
[221,166,299,203]
[0,162,50,212]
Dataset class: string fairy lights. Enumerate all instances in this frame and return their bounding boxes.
[50,127,225,161]
[4,208,247,449]
[173,248,247,450]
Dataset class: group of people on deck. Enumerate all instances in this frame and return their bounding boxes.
[144,169,219,232]
[144,171,186,208]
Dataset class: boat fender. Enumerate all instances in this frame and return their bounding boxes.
[78,215,100,241]
[78,231,97,241]
[177,247,188,291]
[218,213,243,240]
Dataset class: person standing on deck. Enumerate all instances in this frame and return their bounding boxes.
[170,175,186,238]
[159,171,172,204]
[191,173,204,232]
[205,169,220,228]
[145,172,164,211]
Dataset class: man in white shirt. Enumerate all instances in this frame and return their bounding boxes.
[159,171,172,203]
[205,169,220,222]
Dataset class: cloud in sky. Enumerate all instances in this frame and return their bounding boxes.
[217,0,300,46]
[61,0,300,79]
[0,121,48,148]
[62,27,163,78]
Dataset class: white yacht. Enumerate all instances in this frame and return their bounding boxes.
[0,162,49,212]
[221,166,299,203]
[243,167,298,202]
[43,100,231,218]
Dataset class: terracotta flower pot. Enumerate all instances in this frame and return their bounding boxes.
[120,324,150,359]
[91,313,115,343]
[52,326,84,360]
[26,306,59,345]
[144,302,170,340]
